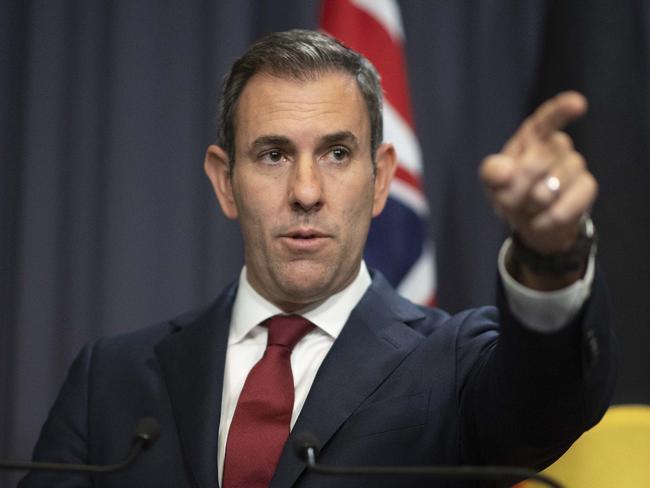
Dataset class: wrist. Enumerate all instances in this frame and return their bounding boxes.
[509,216,597,289]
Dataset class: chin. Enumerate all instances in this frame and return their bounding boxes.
[277,276,332,304]
[273,264,338,305]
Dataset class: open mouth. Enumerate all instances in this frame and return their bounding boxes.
[291,233,322,239]
[281,229,330,250]
[285,228,328,240]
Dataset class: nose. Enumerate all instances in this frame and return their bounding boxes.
[289,156,323,212]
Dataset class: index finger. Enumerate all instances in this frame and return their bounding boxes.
[504,91,588,155]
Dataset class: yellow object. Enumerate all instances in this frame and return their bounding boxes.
[522,405,650,488]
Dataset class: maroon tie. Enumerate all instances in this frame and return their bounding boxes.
[222,314,314,488]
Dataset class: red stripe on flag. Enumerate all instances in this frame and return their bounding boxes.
[321,0,415,128]
[394,165,423,192]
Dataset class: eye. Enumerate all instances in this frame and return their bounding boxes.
[323,146,350,165]
[332,147,348,160]
[260,150,286,165]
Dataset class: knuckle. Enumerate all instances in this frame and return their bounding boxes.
[548,204,574,227]
[531,182,553,206]
[566,152,586,172]
[520,152,551,176]
[583,172,599,197]
[553,131,574,149]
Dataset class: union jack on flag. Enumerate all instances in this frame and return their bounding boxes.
[321,0,437,305]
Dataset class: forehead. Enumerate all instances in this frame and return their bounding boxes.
[234,71,370,148]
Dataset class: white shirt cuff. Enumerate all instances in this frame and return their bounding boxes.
[498,238,595,333]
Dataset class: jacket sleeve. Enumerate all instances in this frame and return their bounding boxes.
[457,266,616,468]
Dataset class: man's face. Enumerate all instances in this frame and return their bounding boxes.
[205,71,395,311]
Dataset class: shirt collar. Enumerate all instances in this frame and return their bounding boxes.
[229,262,372,344]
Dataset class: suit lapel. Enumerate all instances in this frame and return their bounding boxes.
[271,274,426,487]
[155,284,237,488]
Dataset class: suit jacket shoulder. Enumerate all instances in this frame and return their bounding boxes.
[20,270,615,488]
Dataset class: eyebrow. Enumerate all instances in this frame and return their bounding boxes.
[319,131,359,148]
[247,131,360,155]
[249,135,293,153]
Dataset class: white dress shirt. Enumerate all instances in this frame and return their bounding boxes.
[498,238,596,332]
[216,248,595,482]
[217,262,372,483]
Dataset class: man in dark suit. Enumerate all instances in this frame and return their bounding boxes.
[20,30,614,488]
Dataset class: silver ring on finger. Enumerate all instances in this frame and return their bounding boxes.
[545,175,561,195]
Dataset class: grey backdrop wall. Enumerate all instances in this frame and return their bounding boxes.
[1,1,648,486]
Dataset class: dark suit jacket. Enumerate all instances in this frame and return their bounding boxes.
[19,270,615,488]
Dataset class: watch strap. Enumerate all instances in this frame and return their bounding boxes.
[510,216,597,275]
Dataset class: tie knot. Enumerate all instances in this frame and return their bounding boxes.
[263,314,314,350]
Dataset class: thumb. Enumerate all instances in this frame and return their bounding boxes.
[479,154,516,191]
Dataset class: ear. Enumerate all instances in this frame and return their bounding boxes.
[371,142,397,217]
[204,144,238,219]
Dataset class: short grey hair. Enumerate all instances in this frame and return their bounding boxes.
[217,29,383,168]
